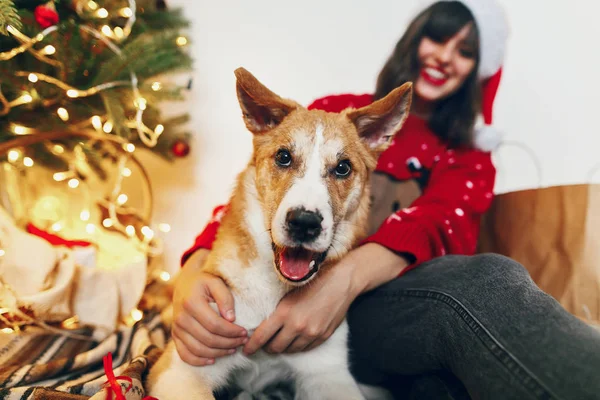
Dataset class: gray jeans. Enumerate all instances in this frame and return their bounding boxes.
[348,253,600,400]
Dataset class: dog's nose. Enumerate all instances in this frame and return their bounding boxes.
[285,208,323,242]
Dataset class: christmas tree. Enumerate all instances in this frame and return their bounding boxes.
[0,0,192,165]
[0,0,193,259]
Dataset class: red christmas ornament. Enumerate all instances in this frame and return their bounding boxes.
[171,139,190,158]
[34,2,59,29]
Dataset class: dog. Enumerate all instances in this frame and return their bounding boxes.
[146,68,412,400]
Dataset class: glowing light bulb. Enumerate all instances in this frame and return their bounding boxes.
[113,27,124,39]
[66,89,79,98]
[91,115,102,130]
[51,222,63,232]
[154,124,164,135]
[1,328,14,334]
[125,225,135,236]
[53,144,65,154]
[87,1,98,10]
[0,249,5,257]
[141,226,154,239]
[121,167,132,177]
[57,107,69,121]
[151,81,162,91]
[176,36,188,46]
[101,25,112,36]
[86,223,96,234]
[120,7,133,17]
[28,73,38,83]
[103,121,113,133]
[135,97,147,110]
[23,157,34,167]
[13,125,27,135]
[158,223,171,233]
[159,271,171,282]
[53,172,67,181]
[96,8,108,18]
[7,150,19,162]
[131,308,143,321]
[21,93,33,103]
[125,143,135,153]
[117,193,128,205]
[80,210,90,221]
[68,178,80,188]
[43,45,56,55]
[102,218,114,228]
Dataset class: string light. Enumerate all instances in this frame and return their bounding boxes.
[13,125,28,135]
[23,157,34,167]
[51,222,63,232]
[91,115,102,130]
[134,97,147,110]
[176,36,188,46]
[96,8,109,18]
[117,193,128,205]
[28,73,38,83]
[80,210,90,221]
[125,143,135,153]
[66,89,79,98]
[121,167,132,177]
[42,45,56,55]
[0,249,5,257]
[120,7,133,17]
[52,144,65,154]
[86,223,96,234]
[21,93,33,103]
[154,124,164,135]
[141,226,154,239]
[7,150,20,162]
[159,271,171,282]
[68,178,80,188]
[103,121,113,133]
[131,308,143,322]
[158,223,171,233]
[101,25,112,37]
[1,328,14,334]
[151,81,162,91]
[57,107,69,121]
[87,1,98,10]
[53,171,68,181]
[125,225,135,236]
[102,218,114,228]
[113,27,124,39]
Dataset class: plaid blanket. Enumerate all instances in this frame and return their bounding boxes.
[0,283,294,400]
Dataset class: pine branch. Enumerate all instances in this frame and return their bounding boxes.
[91,30,192,85]
[0,0,22,36]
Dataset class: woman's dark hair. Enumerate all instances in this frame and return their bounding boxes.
[374,1,481,148]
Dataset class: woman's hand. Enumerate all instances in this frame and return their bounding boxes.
[172,249,249,366]
[243,243,410,355]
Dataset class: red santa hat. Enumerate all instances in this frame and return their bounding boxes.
[414,0,510,151]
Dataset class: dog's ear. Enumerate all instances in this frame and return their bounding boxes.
[234,68,298,134]
[346,82,412,156]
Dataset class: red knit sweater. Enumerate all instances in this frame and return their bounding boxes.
[181,94,496,274]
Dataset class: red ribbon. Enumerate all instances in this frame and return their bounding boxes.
[102,352,158,400]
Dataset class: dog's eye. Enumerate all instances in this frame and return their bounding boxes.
[334,160,352,178]
[275,149,292,167]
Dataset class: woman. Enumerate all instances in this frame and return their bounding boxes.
[172,1,600,398]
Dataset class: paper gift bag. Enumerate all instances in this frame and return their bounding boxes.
[478,184,600,325]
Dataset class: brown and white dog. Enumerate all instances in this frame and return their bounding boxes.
[147,68,412,400]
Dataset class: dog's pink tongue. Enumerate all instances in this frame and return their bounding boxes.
[279,248,312,281]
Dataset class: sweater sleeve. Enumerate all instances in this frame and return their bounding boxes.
[363,148,496,274]
[180,94,373,266]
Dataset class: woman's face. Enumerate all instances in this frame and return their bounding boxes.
[414,24,477,103]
